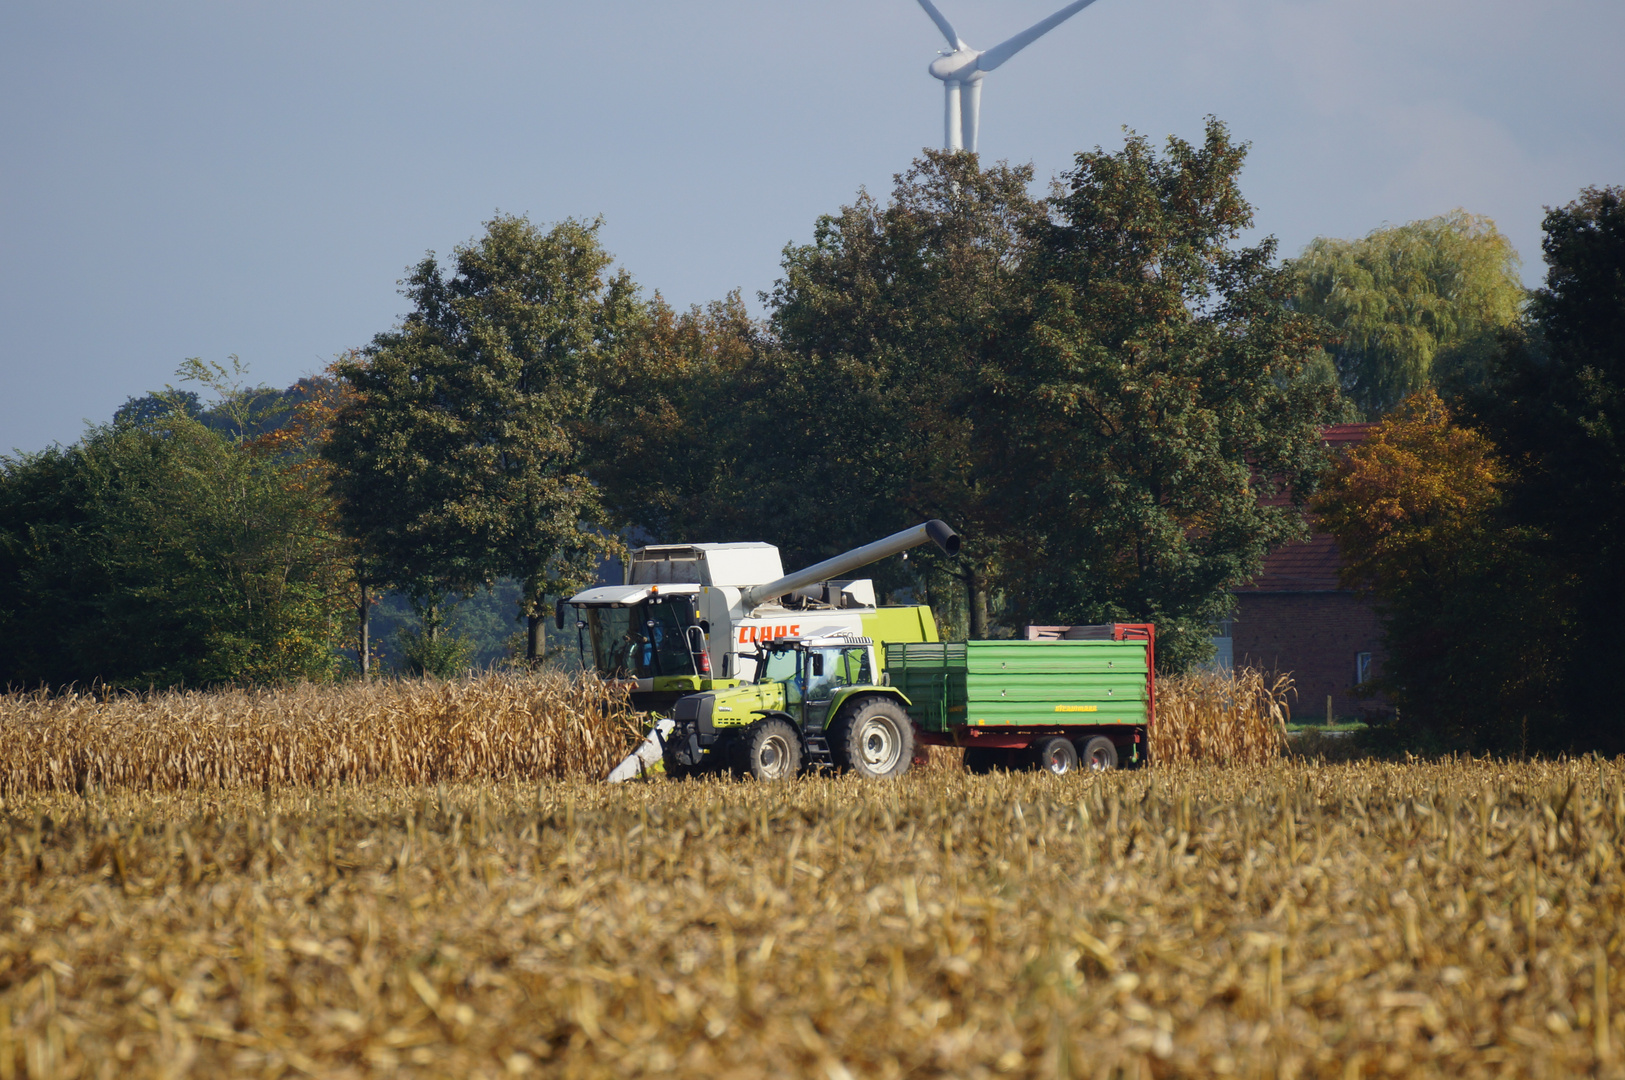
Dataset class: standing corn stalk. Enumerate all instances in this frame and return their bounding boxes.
[1153,667,1292,765]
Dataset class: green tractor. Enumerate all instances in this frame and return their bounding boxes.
[662,633,917,781]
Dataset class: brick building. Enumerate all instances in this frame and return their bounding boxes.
[1225,423,1389,722]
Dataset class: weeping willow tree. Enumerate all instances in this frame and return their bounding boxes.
[1288,211,1526,416]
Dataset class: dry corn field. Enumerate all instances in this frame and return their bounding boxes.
[2,757,1624,1080]
[0,673,642,796]
[0,667,1284,796]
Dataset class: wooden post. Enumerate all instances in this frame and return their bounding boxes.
[358,581,370,677]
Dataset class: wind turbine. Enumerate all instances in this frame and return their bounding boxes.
[916,0,1102,153]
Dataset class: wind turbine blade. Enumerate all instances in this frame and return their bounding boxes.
[977,0,1099,72]
[916,0,965,50]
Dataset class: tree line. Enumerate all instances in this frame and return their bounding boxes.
[322,119,1338,673]
[1315,186,1625,754]
[3,119,1615,754]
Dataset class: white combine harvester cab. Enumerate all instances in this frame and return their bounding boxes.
[561,522,957,713]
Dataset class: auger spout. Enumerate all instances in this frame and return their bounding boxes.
[740,520,960,612]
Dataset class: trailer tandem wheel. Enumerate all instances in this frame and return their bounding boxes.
[1077,735,1119,771]
[1034,736,1079,775]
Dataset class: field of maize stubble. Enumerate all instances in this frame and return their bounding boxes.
[1,672,1622,1079]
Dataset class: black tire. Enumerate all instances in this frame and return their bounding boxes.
[830,696,915,779]
[1033,736,1079,775]
[1078,735,1119,771]
[661,729,698,781]
[738,719,802,782]
[963,746,1011,774]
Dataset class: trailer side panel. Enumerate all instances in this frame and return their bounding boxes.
[887,639,1151,734]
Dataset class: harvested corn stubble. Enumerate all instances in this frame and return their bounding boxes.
[2,758,1624,1078]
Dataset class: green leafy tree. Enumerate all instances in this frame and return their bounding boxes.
[580,291,767,544]
[1288,210,1526,416]
[987,119,1338,670]
[760,151,1048,637]
[586,133,1335,661]
[1470,185,1625,752]
[0,365,353,688]
[325,214,635,663]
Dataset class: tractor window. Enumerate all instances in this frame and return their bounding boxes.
[805,646,870,700]
[837,647,872,684]
[758,646,800,685]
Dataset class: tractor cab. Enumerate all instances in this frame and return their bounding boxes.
[752,635,877,733]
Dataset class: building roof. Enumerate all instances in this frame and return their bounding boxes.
[1237,423,1375,594]
[1322,423,1376,450]
[1236,533,1346,593]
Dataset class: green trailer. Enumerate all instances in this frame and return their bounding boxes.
[886,626,1155,771]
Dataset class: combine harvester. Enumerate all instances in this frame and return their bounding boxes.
[563,522,1153,781]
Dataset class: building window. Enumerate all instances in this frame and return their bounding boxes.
[1209,620,1233,672]
[1355,652,1372,685]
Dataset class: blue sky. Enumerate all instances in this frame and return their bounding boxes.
[3,0,1621,453]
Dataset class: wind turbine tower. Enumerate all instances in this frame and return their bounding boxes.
[917,0,1103,153]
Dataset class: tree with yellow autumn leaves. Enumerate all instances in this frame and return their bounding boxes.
[1313,390,1564,750]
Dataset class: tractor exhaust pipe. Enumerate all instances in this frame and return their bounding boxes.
[740,520,960,611]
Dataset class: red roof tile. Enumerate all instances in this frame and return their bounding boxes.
[1237,533,1346,592]
[1239,424,1374,593]
[1322,423,1377,450]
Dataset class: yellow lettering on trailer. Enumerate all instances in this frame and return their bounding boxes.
[1055,705,1099,713]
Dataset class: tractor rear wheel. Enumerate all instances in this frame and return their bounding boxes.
[830,697,914,779]
[1033,736,1079,775]
[1078,735,1119,771]
[738,719,802,782]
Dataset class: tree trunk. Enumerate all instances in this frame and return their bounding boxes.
[968,571,991,640]
[527,612,544,665]
[358,582,370,677]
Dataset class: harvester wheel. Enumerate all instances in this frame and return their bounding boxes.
[739,719,802,782]
[1078,735,1119,771]
[963,747,1011,774]
[830,697,914,779]
[1033,737,1078,775]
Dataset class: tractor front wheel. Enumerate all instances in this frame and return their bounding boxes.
[661,728,700,781]
[738,719,802,782]
[831,697,915,779]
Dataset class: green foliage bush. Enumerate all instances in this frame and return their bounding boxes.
[0,394,352,688]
